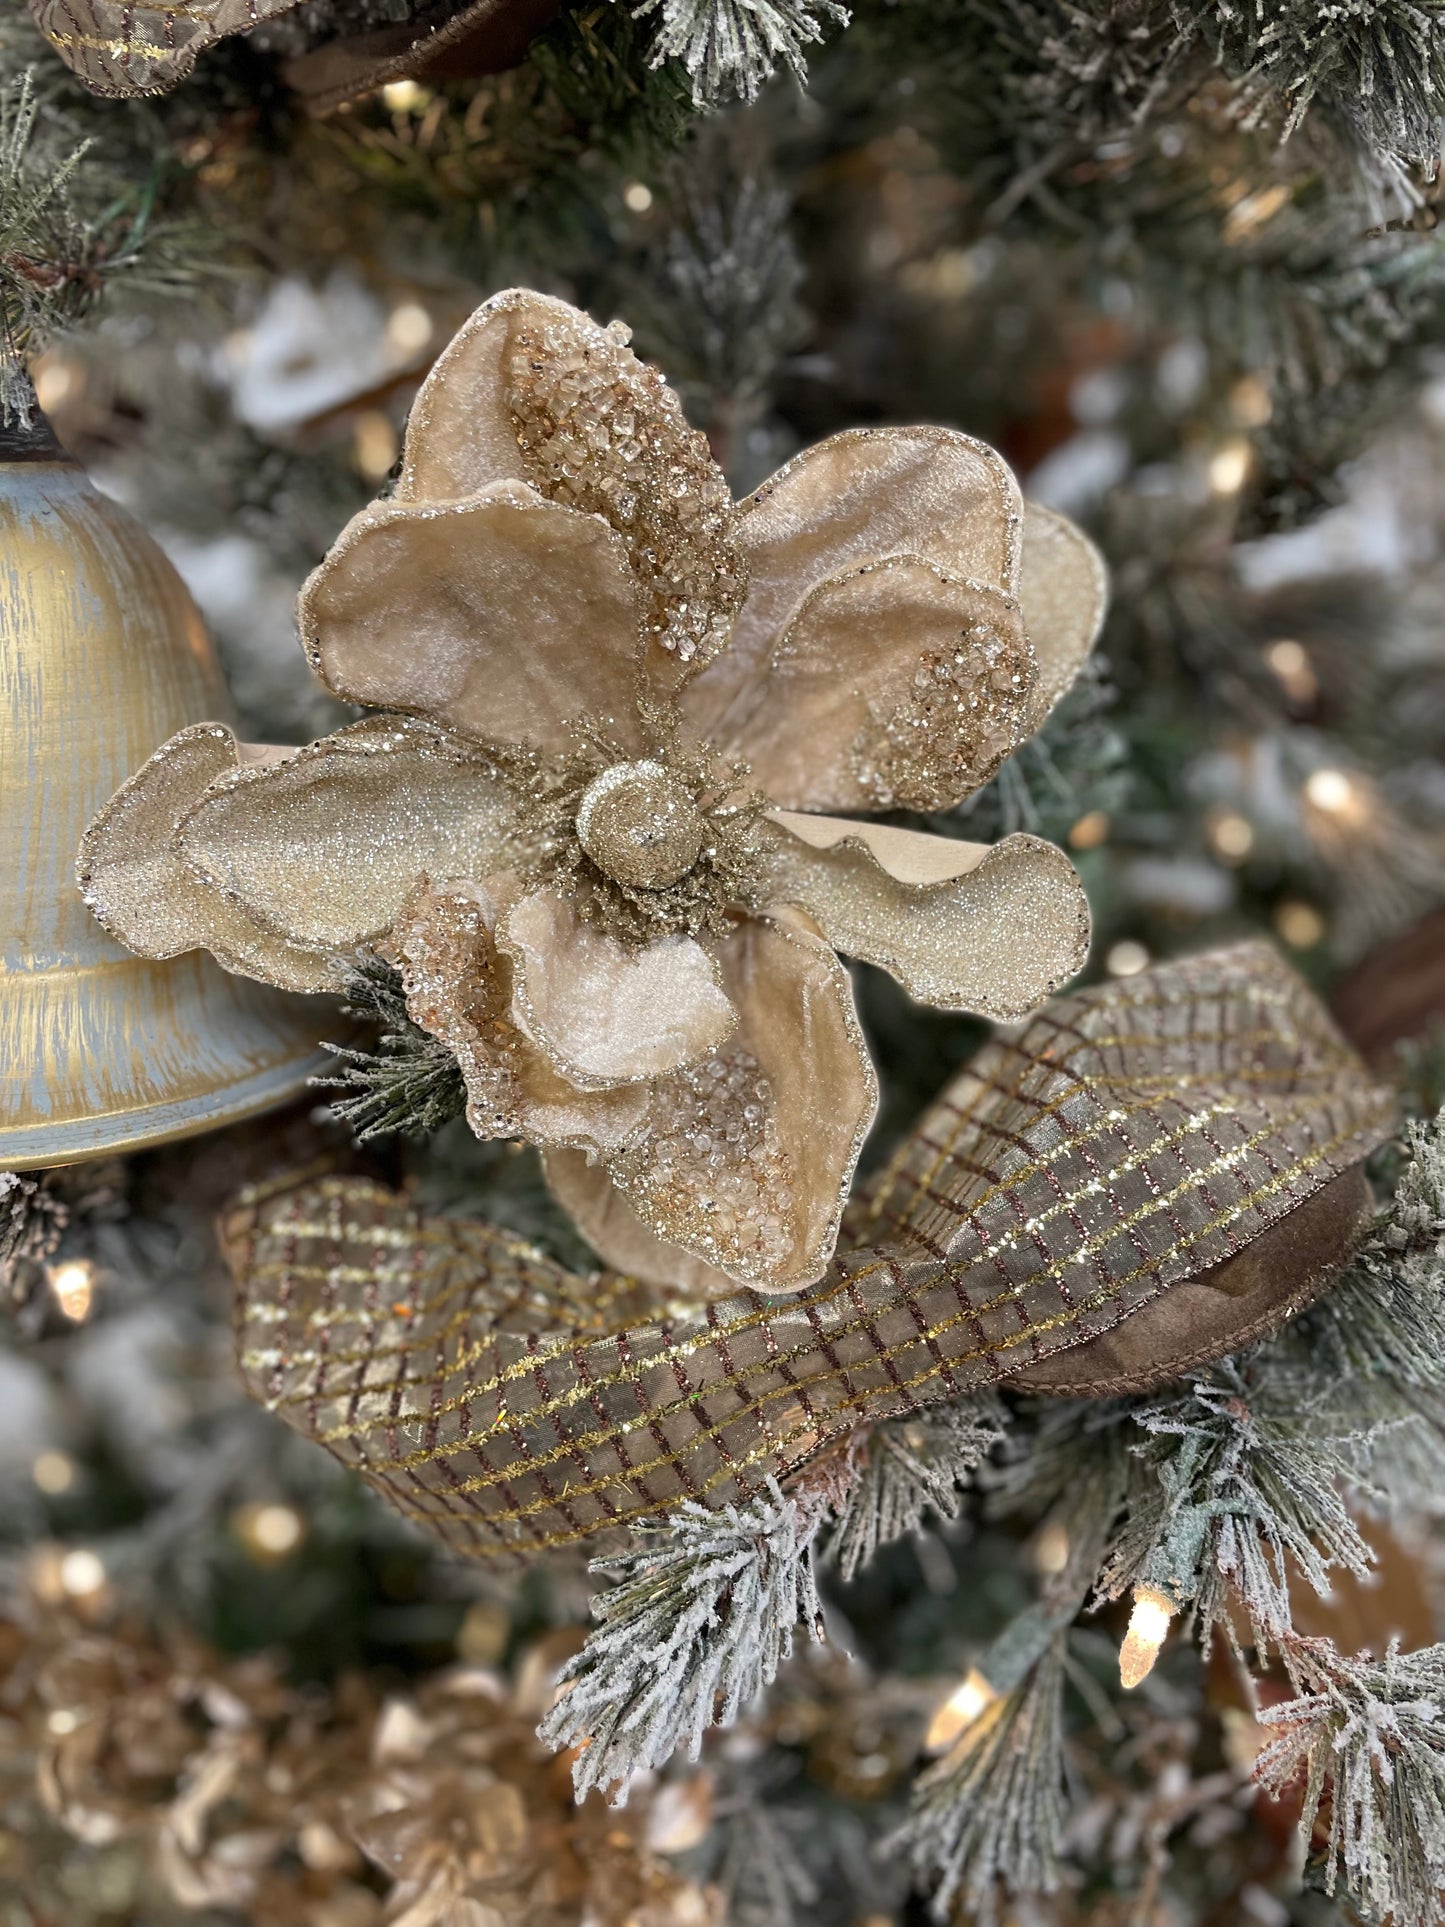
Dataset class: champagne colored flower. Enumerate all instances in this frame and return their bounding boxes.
[80,290,1103,1297]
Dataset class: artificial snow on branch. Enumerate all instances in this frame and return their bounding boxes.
[1097,1359,1386,1660]
[314,958,468,1142]
[634,0,849,105]
[905,1636,1069,1923]
[1199,0,1445,158]
[539,1480,827,1798]
[0,67,211,426]
[0,73,89,423]
[1257,1636,1445,1927]
[827,1400,1005,1582]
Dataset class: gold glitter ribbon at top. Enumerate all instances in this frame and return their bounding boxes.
[225,945,1394,1560]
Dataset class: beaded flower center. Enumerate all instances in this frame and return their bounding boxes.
[574,760,706,890]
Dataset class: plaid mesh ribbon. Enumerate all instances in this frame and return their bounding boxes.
[28,0,297,95]
[226,944,1393,1559]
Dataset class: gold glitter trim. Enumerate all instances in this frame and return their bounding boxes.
[761,812,1091,1018]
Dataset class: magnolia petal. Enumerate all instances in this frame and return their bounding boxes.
[176,715,518,953]
[542,1150,742,1302]
[763,810,1091,1018]
[686,426,1023,752]
[397,289,575,504]
[497,888,736,1090]
[1018,502,1108,734]
[402,288,742,690]
[297,483,644,755]
[687,557,1036,813]
[552,908,877,1297]
[391,880,649,1153]
[77,724,340,994]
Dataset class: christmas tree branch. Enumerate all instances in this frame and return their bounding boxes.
[314,958,467,1142]
[826,1398,1006,1582]
[540,1479,828,1799]
[1257,1635,1445,1927]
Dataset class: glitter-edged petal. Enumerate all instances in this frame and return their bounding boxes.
[763,811,1091,1018]
[297,483,644,755]
[549,907,878,1297]
[496,887,736,1090]
[397,289,576,503]
[685,426,1024,756]
[686,556,1035,813]
[391,880,650,1152]
[175,715,519,953]
[542,1150,743,1302]
[76,723,341,994]
[1018,502,1108,734]
[403,287,744,690]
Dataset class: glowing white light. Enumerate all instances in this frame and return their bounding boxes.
[46,1260,95,1322]
[1106,940,1150,979]
[1303,768,1357,816]
[925,1667,997,1753]
[1119,1586,1175,1689]
[58,1548,106,1599]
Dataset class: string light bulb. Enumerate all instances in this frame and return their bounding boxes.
[1118,1585,1177,1689]
[45,1259,95,1322]
[385,301,432,358]
[1303,767,1370,827]
[233,1501,307,1563]
[58,1547,107,1600]
[1106,939,1150,978]
[1033,1520,1071,1575]
[925,1667,998,1753]
[1206,808,1254,864]
[1263,638,1318,706]
[1067,810,1110,852]
[381,79,428,112]
[1208,438,1251,496]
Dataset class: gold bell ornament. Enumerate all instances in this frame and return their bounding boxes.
[0,407,328,1169]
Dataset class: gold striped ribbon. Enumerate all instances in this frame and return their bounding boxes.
[225,944,1393,1560]
[29,0,293,95]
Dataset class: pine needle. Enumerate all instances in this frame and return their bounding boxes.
[827,1400,1005,1581]
[313,958,467,1143]
[1258,1636,1445,1927]
[904,1636,1069,1923]
[635,0,850,104]
[539,1480,826,1799]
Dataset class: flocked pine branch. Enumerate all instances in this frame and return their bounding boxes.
[1256,1636,1445,1927]
[0,67,214,426]
[1096,1359,1389,1659]
[0,73,90,422]
[0,1169,65,1306]
[635,0,849,105]
[1269,1109,1445,1466]
[827,1399,1005,1582]
[907,1637,1069,1924]
[1197,0,1445,159]
[314,957,467,1142]
[989,1109,1445,1665]
[948,658,1129,843]
[715,1783,821,1927]
[898,1435,1126,1916]
[540,1478,827,1798]
[625,138,806,477]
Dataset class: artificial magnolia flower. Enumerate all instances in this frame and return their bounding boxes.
[79,289,1104,1298]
